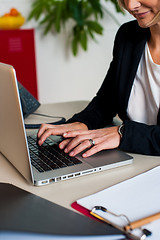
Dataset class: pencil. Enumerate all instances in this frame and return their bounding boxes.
[125,212,160,231]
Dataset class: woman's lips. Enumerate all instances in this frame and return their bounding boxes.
[134,10,151,18]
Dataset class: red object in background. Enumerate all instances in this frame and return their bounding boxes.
[0,29,38,99]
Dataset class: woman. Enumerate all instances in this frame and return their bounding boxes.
[38,0,160,157]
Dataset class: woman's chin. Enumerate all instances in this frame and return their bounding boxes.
[137,19,152,28]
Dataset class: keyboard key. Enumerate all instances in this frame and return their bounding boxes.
[27,135,82,173]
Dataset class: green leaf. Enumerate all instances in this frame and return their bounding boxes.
[88,29,95,40]
[55,2,63,32]
[86,21,103,35]
[88,0,103,17]
[80,30,87,51]
[39,14,53,25]
[69,0,84,26]
[72,37,78,56]
[28,0,47,20]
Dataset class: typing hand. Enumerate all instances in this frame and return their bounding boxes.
[37,122,88,146]
[61,126,121,158]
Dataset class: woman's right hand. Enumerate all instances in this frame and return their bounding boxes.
[37,122,88,148]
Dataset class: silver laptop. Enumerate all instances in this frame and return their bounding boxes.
[0,62,133,186]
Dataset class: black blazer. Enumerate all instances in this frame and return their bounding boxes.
[68,20,160,156]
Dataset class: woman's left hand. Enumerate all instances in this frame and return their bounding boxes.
[60,126,121,158]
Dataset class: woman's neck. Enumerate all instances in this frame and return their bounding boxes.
[149,24,160,49]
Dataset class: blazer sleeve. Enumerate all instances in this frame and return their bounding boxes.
[119,120,160,156]
[67,25,124,129]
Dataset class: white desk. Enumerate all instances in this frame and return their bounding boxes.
[0,101,160,212]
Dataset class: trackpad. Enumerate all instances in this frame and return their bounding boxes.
[82,149,132,168]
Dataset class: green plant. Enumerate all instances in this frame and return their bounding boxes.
[28,0,124,56]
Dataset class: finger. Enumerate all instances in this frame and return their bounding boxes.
[64,134,93,153]
[37,123,53,138]
[38,128,55,145]
[82,144,105,158]
[38,127,67,145]
[38,123,68,139]
[38,124,70,145]
[69,139,93,157]
[63,129,90,138]
[59,138,72,150]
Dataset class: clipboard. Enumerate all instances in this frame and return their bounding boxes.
[71,202,143,240]
[72,166,160,240]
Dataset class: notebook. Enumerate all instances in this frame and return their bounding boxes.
[0,62,133,186]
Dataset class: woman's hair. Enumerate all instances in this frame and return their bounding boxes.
[146,11,160,27]
[118,0,126,10]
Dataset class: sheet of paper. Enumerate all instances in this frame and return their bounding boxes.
[77,166,160,240]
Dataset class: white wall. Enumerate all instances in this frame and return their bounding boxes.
[0,0,133,103]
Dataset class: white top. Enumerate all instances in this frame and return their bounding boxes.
[127,43,160,125]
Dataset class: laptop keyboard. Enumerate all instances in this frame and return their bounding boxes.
[27,135,82,173]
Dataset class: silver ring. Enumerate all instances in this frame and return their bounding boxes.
[89,139,95,147]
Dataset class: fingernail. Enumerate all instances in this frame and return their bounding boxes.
[63,133,67,137]
[64,148,68,153]
[59,144,63,149]
[69,151,74,156]
[82,153,87,158]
